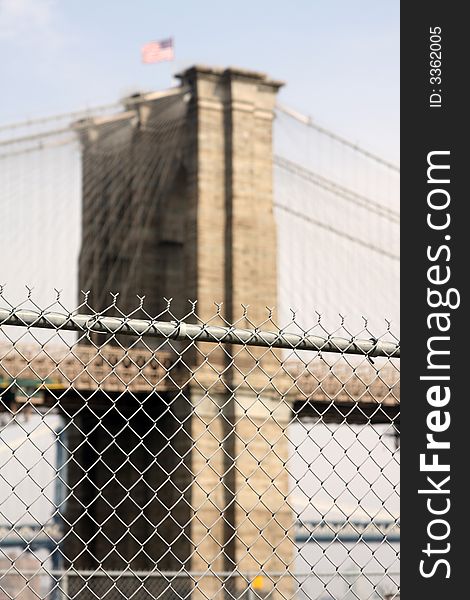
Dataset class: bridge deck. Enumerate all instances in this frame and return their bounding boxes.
[0,344,399,423]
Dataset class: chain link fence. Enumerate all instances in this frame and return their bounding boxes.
[0,292,400,600]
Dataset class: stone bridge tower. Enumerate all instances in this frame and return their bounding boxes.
[68,66,293,600]
[78,65,281,327]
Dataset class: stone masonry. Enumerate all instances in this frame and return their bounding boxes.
[69,66,294,600]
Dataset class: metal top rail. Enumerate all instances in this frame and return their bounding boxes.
[0,308,400,358]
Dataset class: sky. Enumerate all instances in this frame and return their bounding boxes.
[0,0,399,162]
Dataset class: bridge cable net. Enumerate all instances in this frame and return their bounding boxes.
[0,293,399,600]
[273,106,399,338]
[0,90,189,317]
[0,99,399,338]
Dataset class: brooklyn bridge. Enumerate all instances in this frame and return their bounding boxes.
[0,66,400,600]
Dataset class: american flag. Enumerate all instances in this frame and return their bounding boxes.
[141,38,174,64]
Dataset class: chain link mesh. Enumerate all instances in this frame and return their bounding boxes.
[0,290,400,600]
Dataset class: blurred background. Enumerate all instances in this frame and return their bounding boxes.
[0,3,399,600]
[0,0,399,333]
